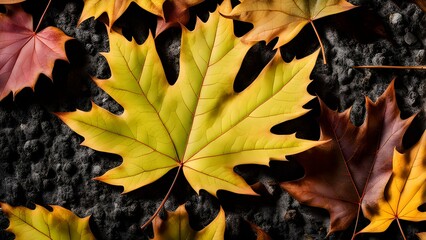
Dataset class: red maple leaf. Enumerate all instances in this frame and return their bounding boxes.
[0,5,72,100]
[281,80,415,236]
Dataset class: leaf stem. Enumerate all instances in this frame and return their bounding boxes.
[396,218,407,240]
[353,65,426,70]
[351,204,361,240]
[140,164,182,230]
[310,20,327,65]
[34,0,52,32]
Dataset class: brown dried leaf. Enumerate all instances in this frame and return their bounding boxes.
[281,80,415,234]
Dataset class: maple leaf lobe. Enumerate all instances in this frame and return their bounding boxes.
[151,204,225,239]
[0,202,95,240]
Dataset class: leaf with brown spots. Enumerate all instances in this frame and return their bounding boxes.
[360,131,426,239]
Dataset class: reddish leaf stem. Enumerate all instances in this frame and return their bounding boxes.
[309,20,327,65]
[396,218,407,240]
[140,164,183,230]
[34,0,52,32]
[351,204,361,240]
[353,65,426,70]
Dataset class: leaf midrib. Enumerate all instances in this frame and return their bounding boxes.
[392,136,422,217]
[180,21,218,162]
[9,210,53,240]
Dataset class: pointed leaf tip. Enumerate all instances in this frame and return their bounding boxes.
[151,204,225,240]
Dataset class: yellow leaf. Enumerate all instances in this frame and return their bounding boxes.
[57,9,321,196]
[79,0,163,26]
[220,0,356,48]
[360,131,426,236]
[151,205,225,239]
[418,232,426,240]
[0,0,25,3]
[79,0,204,29]
[0,202,95,240]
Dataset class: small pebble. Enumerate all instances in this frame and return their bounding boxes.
[414,50,424,64]
[284,209,298,221]
[404,32,417,45]
[92,165,102,175]
[389,13,403,25]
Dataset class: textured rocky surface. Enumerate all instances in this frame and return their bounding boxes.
[0,0,425,239]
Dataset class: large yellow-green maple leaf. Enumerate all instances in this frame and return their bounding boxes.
[57,9,320,196]
[0,202,95,240]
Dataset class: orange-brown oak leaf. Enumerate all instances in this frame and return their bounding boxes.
[360,131,426,237]
[280,80,415,234]
[220,0,356,48]
[0,5,72,100]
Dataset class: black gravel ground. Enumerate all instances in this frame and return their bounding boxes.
[0,0,425,239]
